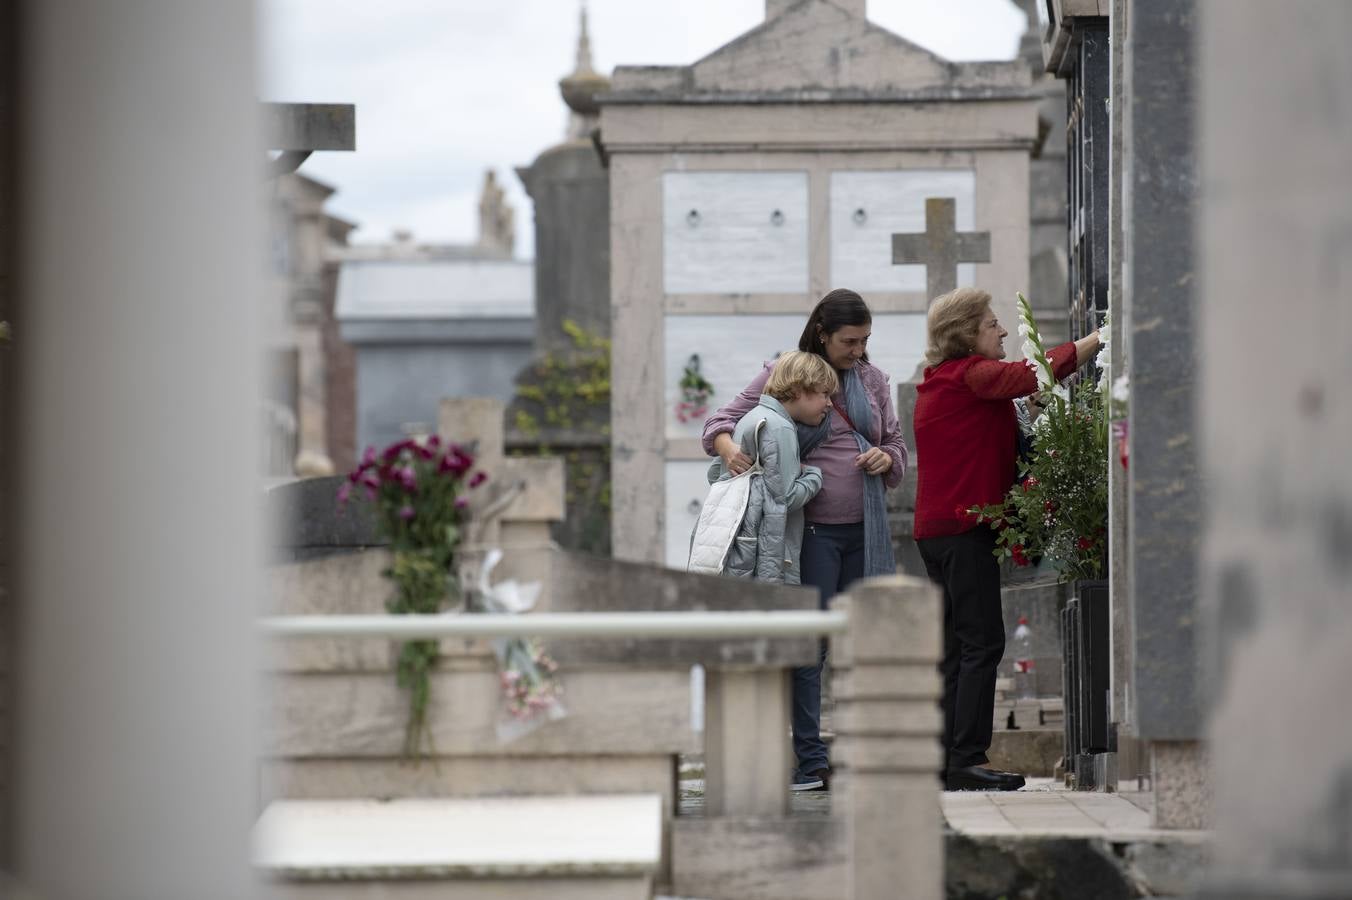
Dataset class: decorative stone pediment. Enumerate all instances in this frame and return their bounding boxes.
[609,0,1029,101]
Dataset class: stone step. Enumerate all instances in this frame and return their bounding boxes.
[255,794,662,899]
[987,728,1063,777]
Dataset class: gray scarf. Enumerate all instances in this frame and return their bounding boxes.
[796,366,897,577]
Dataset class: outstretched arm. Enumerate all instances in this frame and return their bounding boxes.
[964,339,1095,400]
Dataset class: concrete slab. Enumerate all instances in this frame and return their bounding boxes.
[254,795,662,880]
[942,778,1208,843]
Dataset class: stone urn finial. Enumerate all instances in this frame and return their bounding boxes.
[558,2,610,124]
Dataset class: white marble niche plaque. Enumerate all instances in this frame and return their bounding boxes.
[663,172,809,295]
[830,170,977,293]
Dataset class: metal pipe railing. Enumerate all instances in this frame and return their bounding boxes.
[259,610,850,640]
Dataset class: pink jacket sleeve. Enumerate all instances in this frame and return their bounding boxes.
[700,362,773,456]
[874,374,909,490]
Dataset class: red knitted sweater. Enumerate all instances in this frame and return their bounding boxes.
[912,343,1077,539]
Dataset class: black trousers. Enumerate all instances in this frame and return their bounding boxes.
[917,528,1006,771]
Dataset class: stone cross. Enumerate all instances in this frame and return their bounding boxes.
[438,397,564,589]
[891,196,991,300]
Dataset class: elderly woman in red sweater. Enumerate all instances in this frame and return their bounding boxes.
[914,287,1099,792]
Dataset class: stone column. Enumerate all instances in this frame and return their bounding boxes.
[12,0,262,896]
[833,576,943,900]
[293,322,334,476]
[1121,0,1206,827]
[1197,1,1352,894]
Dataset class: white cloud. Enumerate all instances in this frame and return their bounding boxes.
[261,0,1028,254]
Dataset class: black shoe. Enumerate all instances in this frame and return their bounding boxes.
[945,765,1025,792]
[790,768,831,792]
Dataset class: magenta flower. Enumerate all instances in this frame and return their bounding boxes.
[440,449,473,476]
[468,471,488,489]
[360,468,381,489]
[336,481,352,504]
[364,484,378,502]
[360,446,377,468]
[397,504,415,521]
[426,434,442,449]
[454,496,470,510]
[399,466,418,491]
[381,439,416,464]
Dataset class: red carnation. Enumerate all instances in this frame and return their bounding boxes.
[1010,543,1031,567]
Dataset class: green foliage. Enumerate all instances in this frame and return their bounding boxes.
[972,297,1108,583]
[510,320,613,554]
[974,388,1108,581]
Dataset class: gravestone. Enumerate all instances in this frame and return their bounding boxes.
[601,0,1039,566]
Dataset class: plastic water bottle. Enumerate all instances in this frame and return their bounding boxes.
[1012,616,1035,699]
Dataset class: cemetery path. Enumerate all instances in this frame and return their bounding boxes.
[942,777,1206,841]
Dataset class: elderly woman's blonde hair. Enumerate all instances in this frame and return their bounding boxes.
[765,350,839,402]
[925,287,993,366]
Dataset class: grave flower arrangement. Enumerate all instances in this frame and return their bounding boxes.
[675,353,715,423]
[338,435,485,757]
[472,548,567,742]
[970,292,1109,582]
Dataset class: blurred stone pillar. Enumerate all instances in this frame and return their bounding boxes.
[293,323,334,477]
[833,576,943,900]
[1197,1,1352,895]
[11,1,262,897]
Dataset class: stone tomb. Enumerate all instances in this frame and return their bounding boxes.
[600,0,1040,566]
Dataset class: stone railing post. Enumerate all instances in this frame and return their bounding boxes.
[833,575,943,900]
[703,667,791,818]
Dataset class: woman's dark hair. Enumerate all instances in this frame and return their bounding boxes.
[798,288,872,362]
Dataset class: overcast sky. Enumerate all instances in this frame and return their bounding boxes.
[261,0,1029,256]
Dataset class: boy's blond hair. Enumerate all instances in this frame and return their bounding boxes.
[764,350,839,402]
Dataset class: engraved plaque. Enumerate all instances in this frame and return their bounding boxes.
[664,172,809,294]
[666,460,717,569]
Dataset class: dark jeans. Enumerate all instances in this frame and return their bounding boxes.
[917,528,1005,772]
[792,521,865,777]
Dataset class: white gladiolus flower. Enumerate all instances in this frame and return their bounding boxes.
[1015,291,1056,393]
[1112,373,1130,404]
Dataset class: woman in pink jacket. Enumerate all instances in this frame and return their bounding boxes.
[702,288,908,792]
